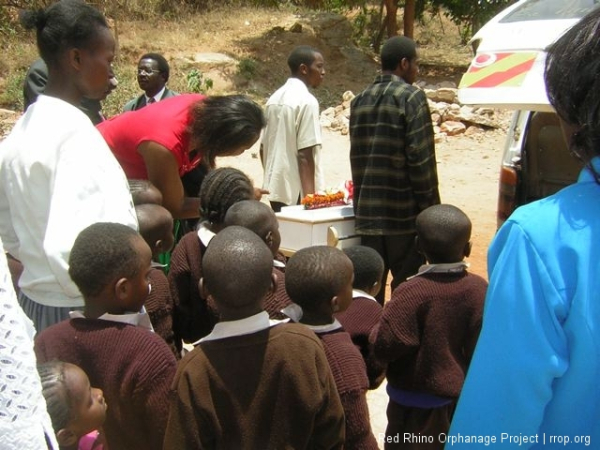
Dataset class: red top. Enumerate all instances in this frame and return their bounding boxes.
[97,94,205,179]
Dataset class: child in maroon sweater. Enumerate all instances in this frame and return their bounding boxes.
[223,200,292,319]
[335,245,386,389]
[136,203,179,357]
[34,223,177,450]
[285,246,379,450]
[372,204,487,449]
[168,167,255,344]
[164,226,345,449]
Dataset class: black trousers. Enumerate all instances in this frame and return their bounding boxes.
[360,234,424,305]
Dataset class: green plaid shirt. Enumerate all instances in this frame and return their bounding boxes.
[349,74,440,235]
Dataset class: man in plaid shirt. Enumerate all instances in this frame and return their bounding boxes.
[349,36,440,304]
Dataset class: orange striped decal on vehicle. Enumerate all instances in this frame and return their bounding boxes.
[459,52,538,88]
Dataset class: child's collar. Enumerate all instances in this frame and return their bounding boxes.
[69,307,154,332]
[197,221,215,247]
[407,261,469,281]
[281,304,343,334]
[194,311,284,344]
[352,289,377,303]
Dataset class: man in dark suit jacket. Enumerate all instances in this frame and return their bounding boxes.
[23,58,116,125]
[123,53,178,111]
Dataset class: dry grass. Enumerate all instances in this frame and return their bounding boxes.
[0,4,472,116]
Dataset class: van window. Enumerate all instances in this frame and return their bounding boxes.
[500,0,598,23]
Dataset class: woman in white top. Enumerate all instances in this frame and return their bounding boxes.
[0,0,137,332]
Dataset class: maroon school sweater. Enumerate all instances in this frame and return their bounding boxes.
[35,318,177,450]
[164,323,345,450]
[169,231,294,341]
[168,230,216,344]
[373,271,487,398]
[335,295,386,389]
[147,268,178,358]
[317,328,379,450]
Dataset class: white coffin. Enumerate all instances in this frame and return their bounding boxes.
[276,204,360,256]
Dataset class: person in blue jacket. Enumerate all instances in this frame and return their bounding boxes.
[447,7,600,449]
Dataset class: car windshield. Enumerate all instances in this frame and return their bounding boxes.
[500,0,599,22]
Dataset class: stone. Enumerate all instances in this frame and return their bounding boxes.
[431,113,441,125]
[434,87,457,103]
[342,91,355,102]
[465,125,484,136]
[322,106,335,118]
[192,53,236,66]
[437,80,457,88]
[440,121,467,136]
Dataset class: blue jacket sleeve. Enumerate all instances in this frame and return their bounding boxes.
[447,220,569,447]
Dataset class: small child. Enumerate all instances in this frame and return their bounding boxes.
[285,246,379,450]
[164,226,345,449]
[38,361,107,450]
[168,167,255,343]
[335,245,386,389]
[372,204,488,449]
[135,203,179,357]
[223,199,292,319]
[34,222,177,450]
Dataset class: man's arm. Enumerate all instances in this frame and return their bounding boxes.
[405,89,441,210]
[297,146,316,196]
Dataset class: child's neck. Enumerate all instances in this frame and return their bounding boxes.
[299,310,334,326]
[84,302,129,319]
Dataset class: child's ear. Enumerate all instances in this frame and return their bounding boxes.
[199,278,210,299]
[464,241,472,258]
[154,239,164,254]
[415,236,424,255]
[331,295,340,313]
[56,427,78,447]
[115,277,130,301]
[370,279,382,298]
[265,231,273,249]
[268,272,278,295]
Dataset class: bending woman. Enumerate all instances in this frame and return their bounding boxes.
[97,94,265,219]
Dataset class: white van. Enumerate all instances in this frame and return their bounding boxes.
[458,0,598,227]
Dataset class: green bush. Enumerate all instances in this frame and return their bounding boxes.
[237,58,258,80]
[186,69,214,94]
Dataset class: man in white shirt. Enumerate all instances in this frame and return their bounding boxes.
[261,45,326,212]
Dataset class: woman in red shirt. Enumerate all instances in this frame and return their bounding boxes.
[98,94,265,219]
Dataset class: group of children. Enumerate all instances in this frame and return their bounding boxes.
[31,166,487,450]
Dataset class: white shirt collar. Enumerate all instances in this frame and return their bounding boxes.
[407,261,469,280]
[304,319,343,334]
[352,289,377,302]
[69,306,154,332]
[146,86,166,104]
[197,222,215,247]
[195,311,285,344]
[280,304,343,333]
